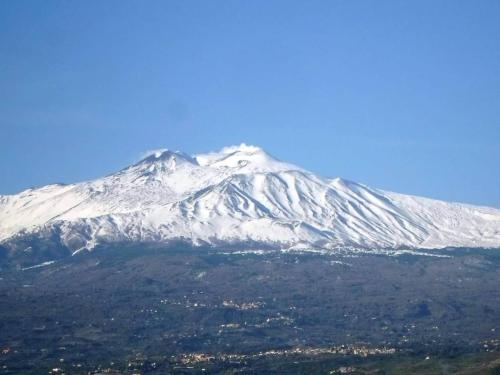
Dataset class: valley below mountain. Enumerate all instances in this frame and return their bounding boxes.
[1,246,499,374]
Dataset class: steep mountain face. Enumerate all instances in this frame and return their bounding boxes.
[1,144,500,256]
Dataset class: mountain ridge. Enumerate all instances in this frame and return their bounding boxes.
[1,143,500,255]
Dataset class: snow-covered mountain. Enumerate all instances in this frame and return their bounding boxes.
[1,144,500,255]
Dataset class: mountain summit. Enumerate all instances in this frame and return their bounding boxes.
[1,144,500,256]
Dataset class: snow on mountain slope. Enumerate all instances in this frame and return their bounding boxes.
[1,143,500,254]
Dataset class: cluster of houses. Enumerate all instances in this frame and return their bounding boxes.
[177,344,397,365]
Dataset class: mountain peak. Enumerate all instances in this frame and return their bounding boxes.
[139,149,197,165]
[194,144,301,173]
[219,143,266,155]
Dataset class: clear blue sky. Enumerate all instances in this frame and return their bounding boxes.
[1,1,499,207]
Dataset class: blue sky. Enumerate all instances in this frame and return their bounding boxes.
[1,1,499,207]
